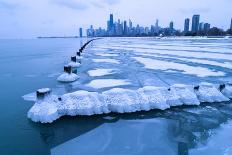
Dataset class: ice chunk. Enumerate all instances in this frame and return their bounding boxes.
[170,84,200,105]
[195,82,229,102]
[27,95,60,123]
[61,91,110,116]
[103,88,141,113]
[57,73,79,82]
[68,61,80,68]
[137,86,170,110]
[220,83,232,99]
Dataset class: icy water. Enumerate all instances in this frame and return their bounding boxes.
[1,37,232,155]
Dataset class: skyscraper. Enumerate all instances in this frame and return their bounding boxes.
[110,14,114,30]
[184,18,190,32]
[155,19,159,28]
[169,21,174,30]
[79,28,83,38]
[199,22,204,31]
[192,15,200,32]
[123,20,127,35]
[204,23,210,31]
[230,18,232,30]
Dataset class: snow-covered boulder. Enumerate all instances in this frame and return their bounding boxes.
[68,61,81,68]
[137,86,170,110]
[60,90,110,116]
[220,83,232,99]
[195,82,229,103]
[103,88,141,113]
[27,95,60,123]
[170,84,200,105]
[57,73,79,82]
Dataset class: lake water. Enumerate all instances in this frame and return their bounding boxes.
[1,37,232,155]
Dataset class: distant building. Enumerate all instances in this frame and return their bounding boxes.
[230,18,232,29]
[169,21,174,30]
[79,28,83,38]
[199,22,204,31]
[155,19,159,28]
[204,23,210,31]
[123,20,127,35]
[192,15,200,32]
[184,18,190,32]
[110,14,114,29]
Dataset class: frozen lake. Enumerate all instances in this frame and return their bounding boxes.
[1,37,232,155]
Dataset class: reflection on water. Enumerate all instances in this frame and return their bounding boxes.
[30,102,232,155]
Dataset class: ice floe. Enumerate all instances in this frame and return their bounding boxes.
[86,79,131,89]
[133,57,225,77]
[92,58,120,64]
[87,68,116,77]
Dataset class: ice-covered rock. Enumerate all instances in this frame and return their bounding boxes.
[27,95,60,123]
[60,90,110,116]
[195,82,229,103]
[68,61,80,68]
[219,83,232,99]
[170,84,200,105]
[57,73,79,82]
[103,88,141,113]
[137,86,170,110]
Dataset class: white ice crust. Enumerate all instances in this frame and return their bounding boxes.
[195,82,229,103]
[28,83,231,123]
[57,73,79,82]
[68,61,81,68]
[219,83,232,99]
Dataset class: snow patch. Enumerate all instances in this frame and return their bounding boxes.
[86,79,131,89]
[92,59,120,64]
[57,73,79,82]
[87,69,116,77]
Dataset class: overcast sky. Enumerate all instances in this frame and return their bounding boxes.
[0,0,231,38]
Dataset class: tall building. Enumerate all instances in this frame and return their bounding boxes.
[155,19,159,28]
[230,18,232,29]
[192,15,200,32]
[123,20,127,35]
[204,23,210,31]
[199,22,204,31]
[79,28,83,38]
[129,19,132,30]
[169,21,174,29]
[110,14,114,29]
[184,18,190,32]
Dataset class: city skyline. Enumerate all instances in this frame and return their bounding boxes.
[0,0,232,38]
[86,14,231,37]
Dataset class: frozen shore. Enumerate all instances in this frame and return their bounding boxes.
[27,82,232,123]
